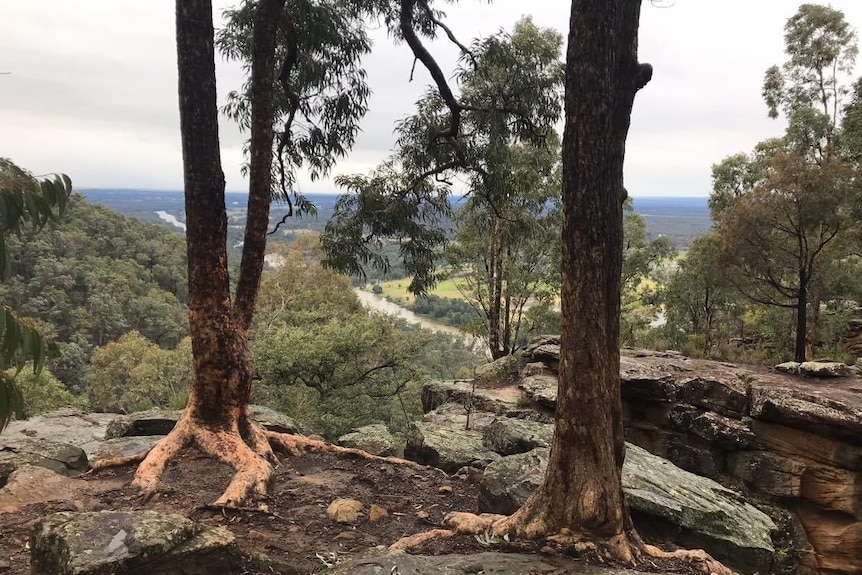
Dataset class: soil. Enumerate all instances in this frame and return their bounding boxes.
[0,446,706,575]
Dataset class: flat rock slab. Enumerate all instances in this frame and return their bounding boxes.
[0,465,80,512]
[329,551,666,575]
[405,420,500,473]
[2,408,115,459]
[480,444,775,575]
[92,435,165,461]
[30,510,244,575]
[337,424,396,456]
[104,404,301,439]
[0,438,88,487]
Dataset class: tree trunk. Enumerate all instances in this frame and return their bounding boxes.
[488,218,505,359]
[125,0,286,507]
[795,275,808,363]
[501,0,651,544]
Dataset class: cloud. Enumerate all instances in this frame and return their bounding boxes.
[1,0,861,196]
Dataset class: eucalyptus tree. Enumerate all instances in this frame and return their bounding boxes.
[362,18,566,360]
[712,4,858,362]
[322,17,564,295]
[0,158,71,430]
[96,0,517,508]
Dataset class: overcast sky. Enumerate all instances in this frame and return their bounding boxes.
[2,1,861,197]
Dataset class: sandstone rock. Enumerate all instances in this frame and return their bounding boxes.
[799,361,854,378]
[421,402,498,431]
[93,435,165,461]
[0,465,80,512]
[479,445,775,575]
[481,417,553,455]
[0,438,88,487]
[795,505,862,574]
[522,337,561,369]
[30,510,243,575]
[521,362,554,377]
[247,404,301,434]
[368,504,388,523]
[328,551,647,575]
[104,409,182,439]
[473,354,522,386]
[517,375,558,409]
[104,405,301,440]
[667,406,757,450]
[749,384,862,442]
[337,424,396,456]
[327,498,363,523]
[404,421,500,473]
[2,408,115,459]
[775,361,801,375]
[421,380,519,415]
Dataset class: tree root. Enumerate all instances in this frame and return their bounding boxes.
[89,413,276,508]
[88,449,151,473]
[391,511,738,575]
[265,431,439,473]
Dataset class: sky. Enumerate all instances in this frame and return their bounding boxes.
[2,1,862,197]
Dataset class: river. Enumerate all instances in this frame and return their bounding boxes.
[353,289,485,352]
[155,211,186,232]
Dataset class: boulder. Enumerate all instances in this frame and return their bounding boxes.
[104,409,182,439]
[404,421,500,473]
[92,435,165,461]
[337,424,396,456]
[2,407,115,459]
[0,438,88,487]
[799,361,855,378]
[479,444,775,575]
[481,417,553,455]
[473,354,522,386]
[749,384,862,442]
[104,405,301,439]
[517,375,558,410]
[248,404,301,434]
[775,362,801,375]
[0,465,80,512]
[421,380,519,415]
[30,510,244,575]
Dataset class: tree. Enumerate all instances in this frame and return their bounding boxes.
[99,0,483,507]
[620,200,673,346]
[487,0,653,553]
[447,137,562,359]
[0,158,72,430]
[712,4,858,362]
[663,232,736,354]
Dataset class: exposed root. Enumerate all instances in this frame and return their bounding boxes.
[195,503,286,521]
[642,544,737,575]
[88,449,151,473]
[442,511,504,534]
[439,511,737,575]
[265,431,438,473]
[194,427,274,507]
[389,528,455,552]
[131,420,191,495]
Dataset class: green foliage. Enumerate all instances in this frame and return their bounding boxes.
[620,200,674,347]
[0,194,189,385]
[5,364,88,418]
[0,158,72,430]
[217,0,371,213]
[408,294,478,329]
[87,332,192,413]
[707,4,861,362]
[322,18,565,296]
[252,235,481,439]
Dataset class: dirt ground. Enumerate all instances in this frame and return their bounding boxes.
[0,447,704,575]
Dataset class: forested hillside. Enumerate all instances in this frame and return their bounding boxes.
[1,194,481,435]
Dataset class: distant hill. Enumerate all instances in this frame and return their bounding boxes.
[79,189,711,248]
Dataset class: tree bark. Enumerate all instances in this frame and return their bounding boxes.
[501,0,651,543]
[795,275,808,363]
[124,0,286,507]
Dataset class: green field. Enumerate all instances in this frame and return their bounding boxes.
[372,277,467,304]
